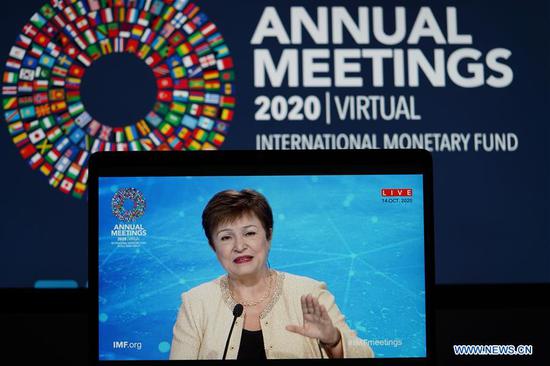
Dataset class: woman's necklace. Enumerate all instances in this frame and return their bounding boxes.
[229,270,273,307]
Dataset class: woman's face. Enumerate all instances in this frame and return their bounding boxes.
[212,212,271,280]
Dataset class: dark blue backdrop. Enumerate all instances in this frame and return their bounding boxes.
[0,0,548,287]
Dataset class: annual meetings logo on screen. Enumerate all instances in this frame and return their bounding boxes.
[2,0,235,199]
[111,187,146,222]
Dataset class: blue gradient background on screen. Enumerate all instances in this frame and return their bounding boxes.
[98,175,425,360]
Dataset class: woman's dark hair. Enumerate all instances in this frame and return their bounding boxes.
[202,189,273,249]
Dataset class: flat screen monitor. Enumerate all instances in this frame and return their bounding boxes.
[88,149,434,365]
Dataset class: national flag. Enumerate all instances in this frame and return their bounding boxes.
[72,182,86,198]
[19,143,36,159]
[170,101,186,115]
[195,43,211,57]
[35,33,51,47]
[139,138,154,151]
[59,177,75,194]
[137,10,150,26]
[198,116,214,130]
[153,64,170,77]
[18,81,33,93]
[39,3,56,19]
[33,92,48,104]
[49,89,64,101]
[156,77,173,89]
[98,125,112,141]
[20,105,36,119]
[8,121,24,136]
[3,97,17,110]
[176,126,191,140]
[69,128,85,144]
[22,23,38,37]
[224,83,234,95]
[45,147,61,164]
[145,53,162,67]
[201,22,217,37]
[100,8,113,23]
[214,44,230,58]
[39,162,52,176]
[52,65,68,77]
[220,96,235,108]
[3,72,18,83]
[9,46,26,60]
[28,153,44,169]
[18,95,33,106]
[185,139,201,151]
[166,136,183,150]
[75,112,92,127]
[145,111,162,127]
[99,39,112,54]
[135,120,151,136]
[137,43,151,59]
[189,79,204,90]
[63,5,77,21]
[69,64,85,78]
[208,32,224,47]
[2,85,17,95]
[66,77,81,89]
[202,105,218,118]
[76,151,89,167]
[208,131,225,146]
[46,126,63,142]
[39,54,55,68]
[170,67,185,80]
[157,90,172,102]
[15,34,32,48]
[159,122,174,136]
[171,13,186,28]
[13,132,29,147]
[66,163,81,179]
[176,42,191,56]
[40,116,55,130]
[19,68,34,81]
[199,54,216,68]
[189,91,204,103]
[205,80,220,91]
[187,31,203,46]
[84,29,97,44]
[77,53,92,67]
[164,112,180,126]
[217,57,233,70]
[54,137,70,153]
[5,58,22,71]
[50,101,67,113]
[181,115,197,129]
[124,125,138,141]
[66,90,80,103]
[30,12,47,28]
[183,3,200,18]
[48,171,63,188]
[220,108,233,121]
[113,127,125,143]
[127,8,139,23]
[193,128,207,142]
[160,23,175,39]
[28,128,46,144]
[173,89,188,102]
[28,44,44,58]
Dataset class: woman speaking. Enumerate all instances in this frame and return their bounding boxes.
[169,189,374,359]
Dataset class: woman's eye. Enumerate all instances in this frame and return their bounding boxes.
[245,232,256,237]
[220,236,231,241]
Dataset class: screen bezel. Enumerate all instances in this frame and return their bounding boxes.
[88,149,435,365]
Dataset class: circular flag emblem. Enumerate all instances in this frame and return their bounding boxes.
[112,187,145,222]
[2,0,235,199]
